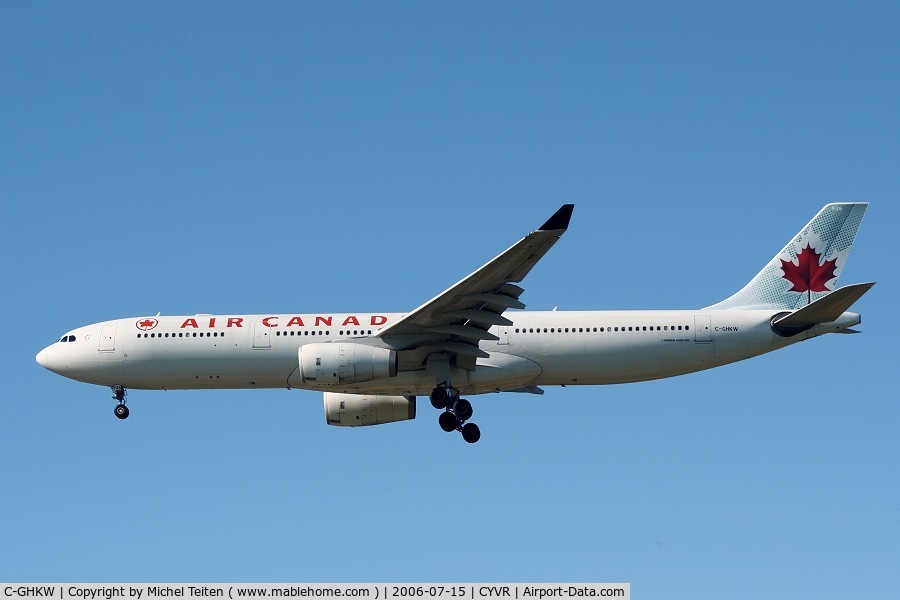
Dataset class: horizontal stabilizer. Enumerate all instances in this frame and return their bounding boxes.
[772,282,875,330]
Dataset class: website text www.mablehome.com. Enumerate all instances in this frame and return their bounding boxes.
[1,585,628,600]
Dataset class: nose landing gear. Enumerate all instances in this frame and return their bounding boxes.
[111,385,129,420]
[430,384,481,443]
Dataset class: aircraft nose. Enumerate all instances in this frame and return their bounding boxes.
[36,345,65,374]
[36,346,51,368]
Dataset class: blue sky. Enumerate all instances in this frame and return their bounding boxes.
[2,2,897,597]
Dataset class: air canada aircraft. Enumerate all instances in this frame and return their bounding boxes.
[37,203,873,443]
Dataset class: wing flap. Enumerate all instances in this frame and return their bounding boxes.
[433,341,491,359]
[444,309,514,327]
[425,324,500,341]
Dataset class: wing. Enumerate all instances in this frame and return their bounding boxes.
[377,204,574,370]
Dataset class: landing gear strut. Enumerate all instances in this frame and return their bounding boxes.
[112,385,129,420]
[431,383,481,443]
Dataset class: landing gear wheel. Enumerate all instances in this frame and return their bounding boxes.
[430,382,478,442]
[114,404,130,420]
[430,386,450,409]
[439,411,460,432]
[452,398,473,422]
[461,422,481,444]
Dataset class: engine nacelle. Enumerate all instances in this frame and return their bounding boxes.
[324,392,416,427]
[298,343,398,385]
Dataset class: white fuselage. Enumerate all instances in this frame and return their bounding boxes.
[35,309,860,396]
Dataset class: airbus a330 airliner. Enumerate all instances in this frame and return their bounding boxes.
[37,203,873,443]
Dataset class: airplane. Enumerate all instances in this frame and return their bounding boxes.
[36,203,873,443]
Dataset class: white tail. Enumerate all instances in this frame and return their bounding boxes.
[707,203,869,310]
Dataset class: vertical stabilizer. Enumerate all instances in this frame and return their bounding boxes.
[706,203,868,310]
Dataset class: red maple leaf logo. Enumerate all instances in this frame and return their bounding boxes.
[780,244,838,293]
[136,318,158,331]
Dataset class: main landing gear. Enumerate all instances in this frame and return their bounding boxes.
[430,383,481,444]
[112,385,129,420]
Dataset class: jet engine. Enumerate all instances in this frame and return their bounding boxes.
[324,392,416,426]
[298,343,397,384]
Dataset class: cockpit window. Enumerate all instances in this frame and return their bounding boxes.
[59,335,76,343]
[68,335,76,342]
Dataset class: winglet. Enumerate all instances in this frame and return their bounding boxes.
[539,204,575,231]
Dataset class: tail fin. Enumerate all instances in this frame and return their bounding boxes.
[707,203,869,310]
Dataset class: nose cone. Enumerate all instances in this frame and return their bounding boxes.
[36,345,66,375]
[36,346,51,368]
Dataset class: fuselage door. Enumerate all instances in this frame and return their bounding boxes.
[99,325,117,352]
[498,326,510,345]
[694,315,712,343]
[253,321,271,349]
